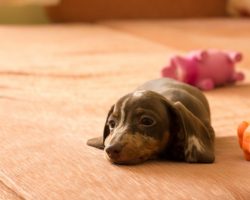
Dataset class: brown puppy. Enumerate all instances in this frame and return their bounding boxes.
[87,78,215,165]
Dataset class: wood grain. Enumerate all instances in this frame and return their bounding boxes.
[0,22,249,199]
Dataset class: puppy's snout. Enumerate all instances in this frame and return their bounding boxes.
[106,144,122,160]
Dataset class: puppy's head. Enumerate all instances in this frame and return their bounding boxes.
[88,89,215,164]
[88,90,178,164]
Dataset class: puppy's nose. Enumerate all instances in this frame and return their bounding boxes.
[106,144,122,160]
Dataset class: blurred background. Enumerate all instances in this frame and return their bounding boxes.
[0,0,56,24]
[0,0,249,24]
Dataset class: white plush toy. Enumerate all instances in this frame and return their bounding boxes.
[227,0,250,16]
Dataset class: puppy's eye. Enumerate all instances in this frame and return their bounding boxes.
[108,120,116,129]
[140,116,155,126]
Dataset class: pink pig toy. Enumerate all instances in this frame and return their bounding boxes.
[161,50,245,90]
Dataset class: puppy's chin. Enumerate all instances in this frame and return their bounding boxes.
[105,153,155,165]
[107,158,147,165]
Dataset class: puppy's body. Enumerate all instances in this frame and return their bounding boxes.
[88,78,215,164]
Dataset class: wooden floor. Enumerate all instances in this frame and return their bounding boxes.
[0,19,250,199]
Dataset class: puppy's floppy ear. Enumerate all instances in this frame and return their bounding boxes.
[87,136,104,150]
[87,105,114,150]
[166,101,215,163]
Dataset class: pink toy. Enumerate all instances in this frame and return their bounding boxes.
[161,50,245,90]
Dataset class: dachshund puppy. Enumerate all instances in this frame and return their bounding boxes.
[87,78,215,165]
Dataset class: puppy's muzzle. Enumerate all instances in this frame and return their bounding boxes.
[105,144,123,160]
